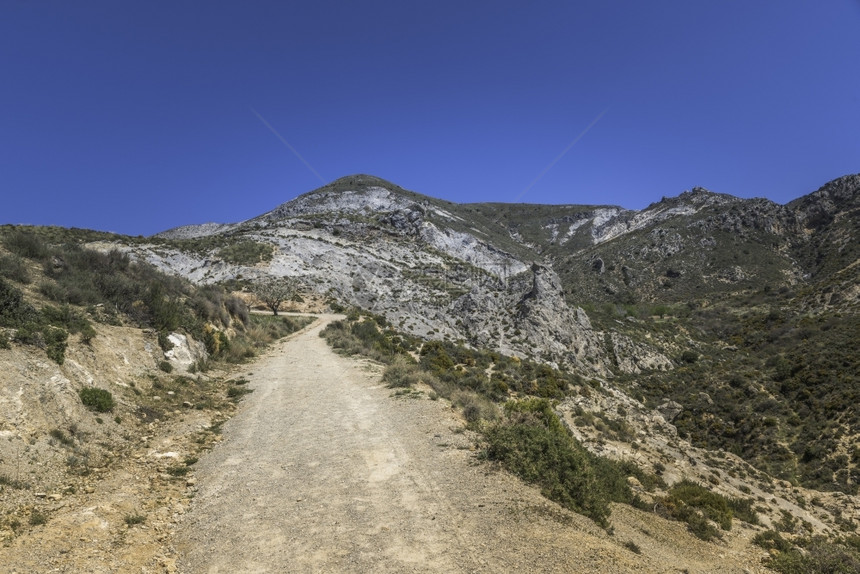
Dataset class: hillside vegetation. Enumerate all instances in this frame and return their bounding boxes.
[2,172,858,572]
[323,312,759,534]
[318,310,860,571]
[0,225,313,547]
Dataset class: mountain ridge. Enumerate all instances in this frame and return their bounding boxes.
[154,173,857,248]
[116,172,860,500]
[2,171,859,571]
[139,173,860,357]
[149,173,860,316]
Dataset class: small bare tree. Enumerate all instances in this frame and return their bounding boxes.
[255,277,297,316]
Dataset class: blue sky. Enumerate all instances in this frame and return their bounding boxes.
[2,1,858,236]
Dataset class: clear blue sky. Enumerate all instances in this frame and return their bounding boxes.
[2,1,858,236]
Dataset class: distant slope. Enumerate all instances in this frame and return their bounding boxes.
[121,172,860,497]
[4,171,859,552]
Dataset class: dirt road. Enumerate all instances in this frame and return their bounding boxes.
[175,315,768,574]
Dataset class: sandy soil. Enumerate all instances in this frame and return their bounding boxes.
[174,315,770,574]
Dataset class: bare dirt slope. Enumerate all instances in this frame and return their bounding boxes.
[175,315,769,574]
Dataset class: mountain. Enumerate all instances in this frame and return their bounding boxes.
[125,173,860,493]
[141,173,857,364]
[3,172,859,569]
[149,174,613,375]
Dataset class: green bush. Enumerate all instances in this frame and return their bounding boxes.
[146,282,188,332]
[764,537,860,574]
[79,322,97,343]
[224,295,249,326]
[223,337,257,363]
[728,495,759,525]
[217,240,273,265]
[204,328,230,358]
[484,399,617,528]
[157,332,171,352]
[43,326,68,364]
[450,389,497,424]
[753,529,793,553]
[0,285,71,363]
[41,304,84,330]
[78,387,115,413]
[3,229,49,259]
[3,231,295,370]
[36,243,203,335]
[191,285,229,326]
[420,340,455,373]
[658,480,733,541]
[11,322,41,346]
[39,304,96,360]
[0,278,38,327]
[320,316,412,364]
[0,254,31,283]
[382,356,423,388]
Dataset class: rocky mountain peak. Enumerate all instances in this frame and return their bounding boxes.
[789,173,860,230]
[807,173,860,205]
[653,186,739,211]
[133,172,858,373]
[254,177,408,223]
[325,173,400,190]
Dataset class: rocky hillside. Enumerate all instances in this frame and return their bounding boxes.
[134,172,858,368]
[103,174,857,483]
[134,173,860,491]
[2,172,859,571]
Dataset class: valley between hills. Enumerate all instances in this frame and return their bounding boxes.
[1,173,858,572]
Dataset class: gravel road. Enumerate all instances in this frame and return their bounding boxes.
[175,315,769,574]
